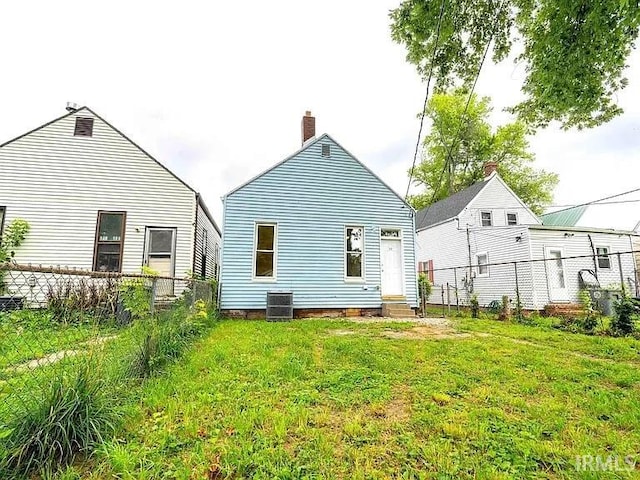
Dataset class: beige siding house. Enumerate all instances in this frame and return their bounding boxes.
[0,106,220,279]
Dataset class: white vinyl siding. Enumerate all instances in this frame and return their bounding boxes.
[0,109,197,276]
[459,176,540,227]
[194,203,222,280]
[528,229,636,309]
[416,221,534,308]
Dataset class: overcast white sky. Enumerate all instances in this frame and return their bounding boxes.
[2,1,639,230]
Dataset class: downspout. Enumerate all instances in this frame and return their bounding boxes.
[587,234,598,280]
[192,193,200,276]
[466,226,473,296]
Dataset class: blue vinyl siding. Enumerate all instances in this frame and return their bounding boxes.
[220,135,418,310]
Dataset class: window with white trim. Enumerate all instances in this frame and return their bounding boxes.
[596,246,611,269]
[345,226,364,279]
[506,212,518,226]
[254,223,276,278]
[476,252,489,277]
[480,211,493,227]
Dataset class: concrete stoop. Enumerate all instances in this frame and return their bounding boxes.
[381,303,416,318]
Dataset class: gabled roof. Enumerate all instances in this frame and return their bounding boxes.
[225,133,413,209]
[415,179,490,230]
[0,106,221,235]
[540,205,587,227]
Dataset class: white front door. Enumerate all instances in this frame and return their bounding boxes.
[381,233,404,297]
[545,247,569,302]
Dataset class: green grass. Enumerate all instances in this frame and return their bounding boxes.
[0,310,114,370]
[75,318,640,479]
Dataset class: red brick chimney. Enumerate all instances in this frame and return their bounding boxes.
[483,161,498,177]
[301,111,315,145]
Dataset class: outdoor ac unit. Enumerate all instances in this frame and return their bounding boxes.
[266,291,293,321]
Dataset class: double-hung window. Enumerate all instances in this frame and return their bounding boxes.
[481,211,493,227]
[254,223,276,279]
[596,246,611,269]
[506,212,518,226]
[476,252,489,277]
[345,226,364,280]
[93,211,126,272]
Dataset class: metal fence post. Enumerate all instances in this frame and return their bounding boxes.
[514,262,523,321]
[453,267,460,312]
[617,252,626,295]
[446,282,451,315]
[149,277,157,315]
[441,285,445,318]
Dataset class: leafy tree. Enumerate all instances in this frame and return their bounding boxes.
[409,89,558,214]
[390,0,640,129]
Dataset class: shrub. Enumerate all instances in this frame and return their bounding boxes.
[0,219,30,294]
[611,295,638,336]
[498,295,511,321]
[417,273,432,301]
[118,278,152,321]
[470,295,480,319]
[0,364,118,477]
[46,278,118,323]
[127,300,210,379]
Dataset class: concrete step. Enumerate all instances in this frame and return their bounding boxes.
[382,303,415,318]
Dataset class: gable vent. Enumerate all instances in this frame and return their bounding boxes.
[74,117,94,137]
[321,144,331,157]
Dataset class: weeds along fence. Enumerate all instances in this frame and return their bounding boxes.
[0,263,216,441]
[418,250,640,317]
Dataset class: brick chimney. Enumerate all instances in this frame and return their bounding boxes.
[483,161,498,177]
[301,111,315,145]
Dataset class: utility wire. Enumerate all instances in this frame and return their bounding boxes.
[417,0,504,219]
[545,197,640,210]
[544,187,640,216]
[404,0,448,201]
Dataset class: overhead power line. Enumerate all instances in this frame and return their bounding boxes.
[545,187,640,216]
[546,199,640,208]
[416,0,505,219]
[404,0,448,201]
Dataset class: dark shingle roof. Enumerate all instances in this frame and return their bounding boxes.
[415,179,490,230]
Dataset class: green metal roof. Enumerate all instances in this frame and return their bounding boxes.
[540,205,587,227]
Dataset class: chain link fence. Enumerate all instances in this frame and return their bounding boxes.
[419,250,639,317]
[0,263,216,428]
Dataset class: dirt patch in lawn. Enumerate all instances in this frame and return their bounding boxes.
[381,325,471,340]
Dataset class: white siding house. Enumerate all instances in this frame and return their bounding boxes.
[416,168,638,310]
[0,106,220,281]
[219,112,418,318]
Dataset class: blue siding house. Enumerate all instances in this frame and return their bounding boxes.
[219,112,418,317]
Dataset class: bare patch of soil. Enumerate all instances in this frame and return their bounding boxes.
[381,325,471,340]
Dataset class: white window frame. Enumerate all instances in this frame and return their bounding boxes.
[345,225,365,282]
[480,211,493,227]
[596,245,611,270]
[253,222,278,282]
[476,252,489,277]
[506,212,518,226]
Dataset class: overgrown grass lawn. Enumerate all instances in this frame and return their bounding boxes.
[92,319,640,479]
